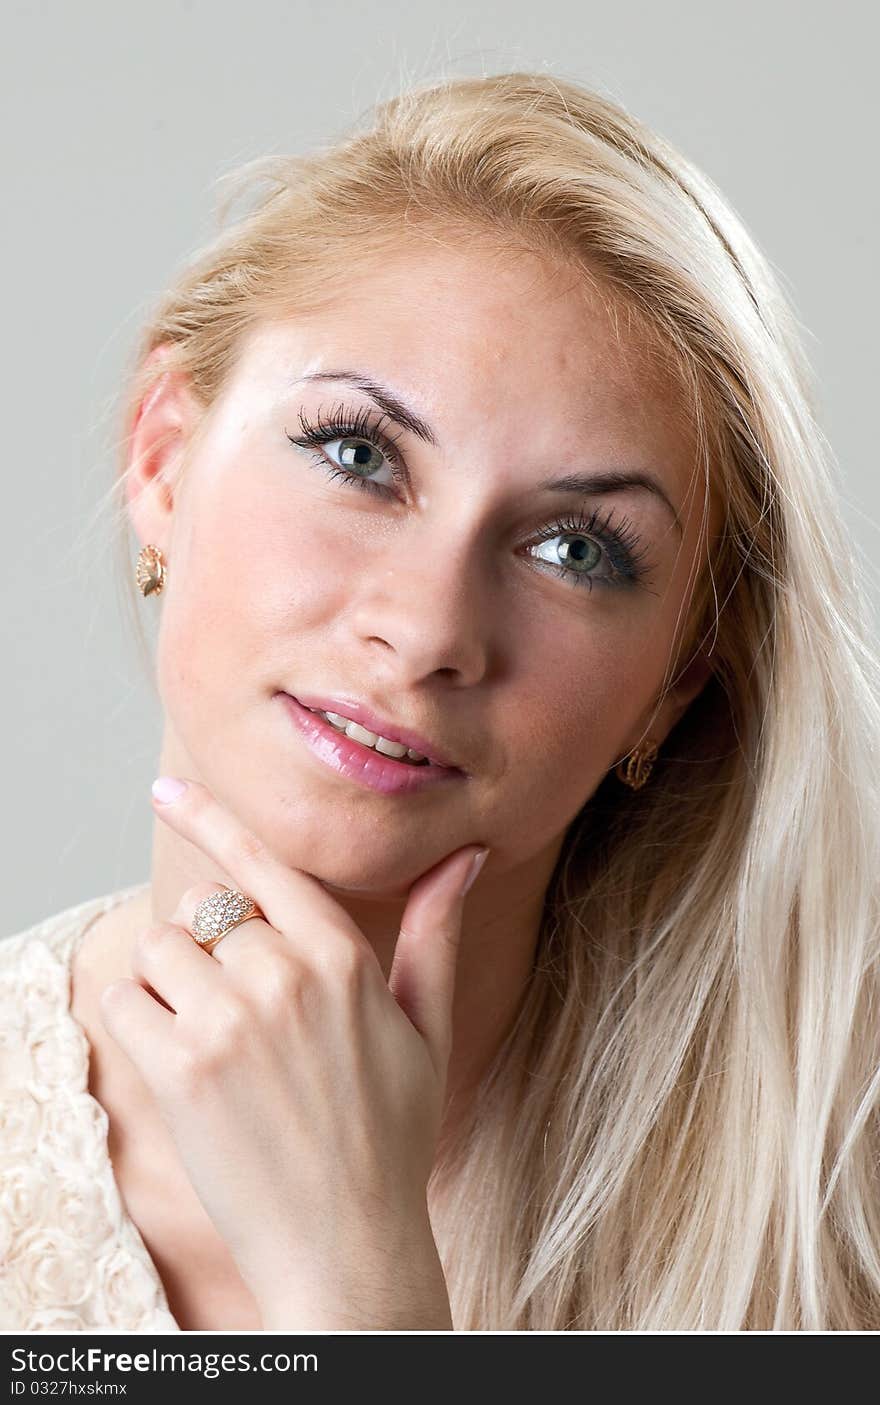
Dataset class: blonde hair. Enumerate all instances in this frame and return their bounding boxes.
[100,72,880,1328]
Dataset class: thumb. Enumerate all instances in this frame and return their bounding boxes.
[388,845,490,1077]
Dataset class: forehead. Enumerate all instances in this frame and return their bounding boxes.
[265,236,686,408]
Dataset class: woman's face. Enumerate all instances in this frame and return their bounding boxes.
[130,238,716,900]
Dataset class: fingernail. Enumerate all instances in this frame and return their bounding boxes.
[151,776,188,804]
[462,848,490,895]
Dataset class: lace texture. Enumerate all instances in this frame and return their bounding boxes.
[0,883,179,1332]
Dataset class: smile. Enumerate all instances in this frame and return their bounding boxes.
[276,693,467,797]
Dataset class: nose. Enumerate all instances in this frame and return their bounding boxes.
[349,520,492,686]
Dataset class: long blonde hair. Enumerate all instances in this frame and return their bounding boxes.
[100,72,880,1328]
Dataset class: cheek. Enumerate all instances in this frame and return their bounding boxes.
[242,496,353,649]
[519,614,664,738]
[500,627,668,809]
[156,486,346,705]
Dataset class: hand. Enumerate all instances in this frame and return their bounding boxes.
[99,776,488,1330]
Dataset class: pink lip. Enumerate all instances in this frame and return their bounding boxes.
[286,690,462,772]
[277,693,466,796]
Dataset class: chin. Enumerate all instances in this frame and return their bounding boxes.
[312,863,416,901]
[325,878,411,901]
[295,843,428,898]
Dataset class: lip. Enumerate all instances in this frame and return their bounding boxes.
[277,693,467,796]
[286,690,463,772]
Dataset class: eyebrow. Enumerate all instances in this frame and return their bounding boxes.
[296,369,683,538]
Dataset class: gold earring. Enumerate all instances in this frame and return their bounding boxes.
[135,544,167,597]
[615,738,660,789]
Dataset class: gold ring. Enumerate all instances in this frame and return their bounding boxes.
[190,887,264,954]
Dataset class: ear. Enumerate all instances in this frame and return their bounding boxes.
[656,646,716,742]
[125,344,202,551]
[619,646,715,758]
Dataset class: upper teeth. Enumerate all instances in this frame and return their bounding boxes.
[308,708,434,766]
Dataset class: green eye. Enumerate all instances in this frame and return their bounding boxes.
[286,407,657,594]
[286,404,404,498]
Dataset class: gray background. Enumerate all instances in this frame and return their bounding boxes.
[4,1,877,935]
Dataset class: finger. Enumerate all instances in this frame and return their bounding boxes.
[388,846,489,1077]
[170,880,286,970]
[150,776,372,962]
[99,975,176,1085]
[130,916,222,1012]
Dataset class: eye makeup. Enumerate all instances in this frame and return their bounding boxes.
[285,402,660,594]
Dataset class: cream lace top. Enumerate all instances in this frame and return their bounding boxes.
[0,882,180,1332]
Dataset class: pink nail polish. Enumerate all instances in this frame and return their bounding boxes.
[151,776,187,804]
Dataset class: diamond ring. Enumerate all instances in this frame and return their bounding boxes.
[190,887,264,954]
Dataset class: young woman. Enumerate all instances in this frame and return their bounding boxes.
[3,71,878,1332]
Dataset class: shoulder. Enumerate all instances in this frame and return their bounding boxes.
[0,885,148,1125]
[1,881,150,979]
[0,883,150,1087]
[0,881,176,1331]
[1,887,138,966]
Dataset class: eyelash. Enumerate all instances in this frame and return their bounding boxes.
[285,403,657,593]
